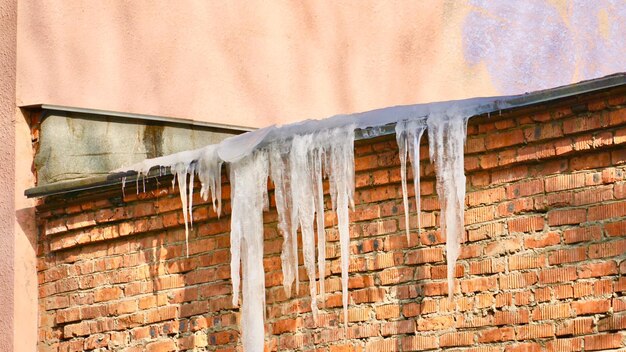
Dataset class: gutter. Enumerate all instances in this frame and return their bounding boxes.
[25,73,626,199]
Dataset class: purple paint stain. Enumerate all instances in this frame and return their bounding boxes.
[570,0,626,80]
[462,0,624,94]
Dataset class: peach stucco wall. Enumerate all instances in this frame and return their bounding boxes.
[1,0,17,350]
[17,1,625,129]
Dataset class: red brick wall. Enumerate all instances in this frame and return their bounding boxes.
[37,89,626,351]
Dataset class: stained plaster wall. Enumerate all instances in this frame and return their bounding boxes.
[16,1,625,129]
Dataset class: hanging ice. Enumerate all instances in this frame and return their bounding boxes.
[114,93,523,346]
[326,126,355,329]
[269,142,299,297]
[395,119,427,242]
[229,150,269,352]
[427,112,467,298]
[196,145,224,215]
[312,147,326,309]
[289,134,319,320]
[268,126,353,325]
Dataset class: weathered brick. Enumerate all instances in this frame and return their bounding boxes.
[572,299,610,315]
[539,267,577,284]
[584,333,623,351]
[547,208,586,226]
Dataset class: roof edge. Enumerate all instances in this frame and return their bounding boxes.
[25,73,626,199]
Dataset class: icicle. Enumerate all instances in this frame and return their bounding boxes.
[188,163,195,227]
[427,113,467,299]
[269,142,298,298]
[197,145,223,216]
[313,148,326,307]
[327,125,356,330]
[229,150,269,352]
[408,126,426,238]
[174,164,191,257]
[396,123,411,241]
[395,120,427,242]
[290,134,319,321]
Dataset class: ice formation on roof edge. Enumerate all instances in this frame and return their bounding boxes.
[117,96,517,349]
[229,150,269,350]
[427,113,468,298]
[395,119,427,243]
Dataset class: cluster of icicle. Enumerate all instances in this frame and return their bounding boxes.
[117,98,493,350]
[395,114,467,298]
[230,126,356,350]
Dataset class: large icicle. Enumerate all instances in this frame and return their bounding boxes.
[395,119,427,242]
[196,145,224,216]
[173,164,191,256]
[289,134,319,321]
[269,142,299,297]
[312,148,326,308]
[229,150,269,352]
[326,126,356,329]
[427,113,467,298]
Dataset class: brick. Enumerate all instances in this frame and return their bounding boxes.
[94,287,123,302]
[539,267,577,284]
[547,208,586,226]
[485,129,524,149]
[584,333,623,351]
[532,303,572,320]
[524,232,560,248]
[556,317,593,336]
[469,258,505,275]
[146,340,176,352]
[506,179,544,198]
[505,343,542,352]
[381,320,414,336]
[605,220,626,237]
[598,313,626,332]
[545,173,586,192]
[494,310,529,326]
[439,331,473,347]
[509,254,545,270]
[485,238,521,256]
[366,338,398,352]
[516,323,554,340]
[478,327,515,343]
[375,304,400,320]
[578,261,618,278]
[499,272,537,290]
[534,287,551,302]
[571,152,611,170]
[400,335,436,351]
[524,122,563,142]
[548,247,587,265]
[508,216,544,233]
[273,318,298,334]
[417,316,454,331]
[589,239,626,259]
[563,226,601,243]
[546,338,583,352]
[461,276,497,293]
[572,299,610,315]
[467,187,506,206]
[588,201,626,220]
[563,115,602,134]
